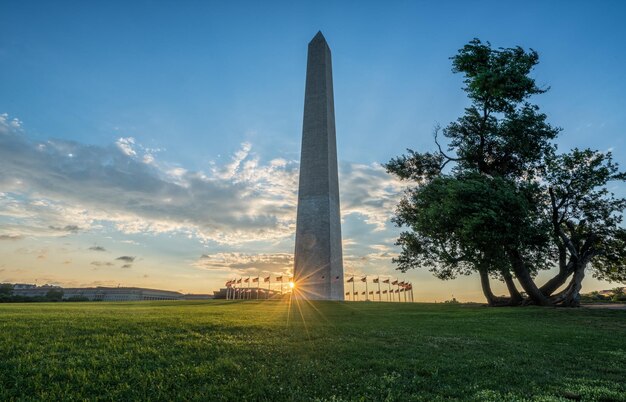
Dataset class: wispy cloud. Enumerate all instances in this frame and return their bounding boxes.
[0,234,23,241]
[116,256,135,263]
[193,252,294,275]
[91,261,114,267]
[48,225,81,233]
[0,113,405,259]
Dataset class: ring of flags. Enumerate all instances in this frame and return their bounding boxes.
[224,274,414,302]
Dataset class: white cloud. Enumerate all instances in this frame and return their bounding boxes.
[340,162,405,230]
[0,114,406,253]
[0,113,22,134]
[115,137,137,157]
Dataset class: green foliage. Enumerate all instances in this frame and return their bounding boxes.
[65,295,90,302]
[452,39,545,113]
[386,39,560,285]
[45,289,64,302]
[546,149,626,282]
[0,301,624,401]
[612,287,626,302]
[393,173,550,279]
[580,291,609,303]
[0,283,13,298]
[445,39,559,179]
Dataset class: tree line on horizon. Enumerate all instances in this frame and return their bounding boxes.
[386,39,626,307]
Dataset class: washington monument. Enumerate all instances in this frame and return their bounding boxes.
[293,31,344,300]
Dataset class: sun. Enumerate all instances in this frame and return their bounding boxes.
[289,281,295,289]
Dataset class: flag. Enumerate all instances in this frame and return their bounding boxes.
[392,280,398,285]
[276,276,283,282]
[369,291,374,295]
[395,289,399,293]
[399,281,406,287]
[237,278,242,284]
[345,292,350,296]
[264,276,270,282]
[335,276,340,280]
[353,291,358,295]
[361,291,366,295]
[373,277,379,283]
[253,277,259,283]
[406,284,412,290]
[360,277,367,282]
[400,288,404,292]
[376,291,380,294]
[347,277,354,283]
[383,290,388,294]
[383,279,390,284]
[244,278,249,283]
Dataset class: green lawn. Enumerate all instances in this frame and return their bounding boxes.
[0,301,624,401]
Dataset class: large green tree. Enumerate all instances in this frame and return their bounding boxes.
[386,39,626,306]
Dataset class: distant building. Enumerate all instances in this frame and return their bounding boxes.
[10,285,212,301]
[63,287,184,301]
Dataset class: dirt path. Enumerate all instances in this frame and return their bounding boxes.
[582,303,626,310]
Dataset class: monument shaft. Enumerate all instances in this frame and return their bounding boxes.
[294,32,344,300]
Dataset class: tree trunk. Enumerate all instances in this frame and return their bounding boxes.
[561,264,586,307]
[507,248,552,306]
[502,270,523,306]
[539,260,575,297]
[479,269,498,306]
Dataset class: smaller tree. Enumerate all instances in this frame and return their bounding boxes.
[0,283,14,299]
[45,289,64,302]
[544,149,626,306]
[611,287,625,302]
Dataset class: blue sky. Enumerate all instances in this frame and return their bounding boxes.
[1,1,625,300]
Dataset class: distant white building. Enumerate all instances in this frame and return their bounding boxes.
[63,287,184,301]
[11,286,199,301]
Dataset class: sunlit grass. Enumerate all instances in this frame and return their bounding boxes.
[0,301,624,401]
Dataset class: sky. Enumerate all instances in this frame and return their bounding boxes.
[1,0,625,301]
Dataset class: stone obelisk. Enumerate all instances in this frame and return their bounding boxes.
[293,31,344,300]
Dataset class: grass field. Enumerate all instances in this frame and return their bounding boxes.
[0,301,625,401]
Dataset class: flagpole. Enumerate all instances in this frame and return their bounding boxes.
[352,278,355,301]
[267,277,271,300]
[377,278,381,302]
[365,277,368,301]
[396,278,401,302]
